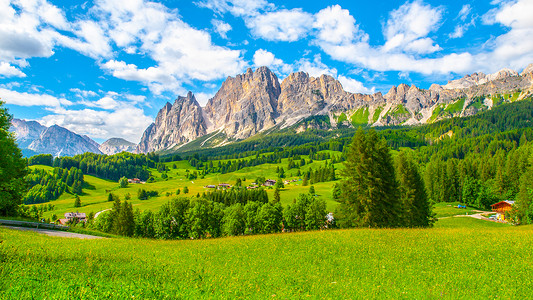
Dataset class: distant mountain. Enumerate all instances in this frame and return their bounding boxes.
[10,119,102,157]
[99,138,136,155]
[137,64,533,154]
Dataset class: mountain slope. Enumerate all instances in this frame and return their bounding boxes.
[10,119,102,157]
[136,64,533,153]
[99,138,136,155]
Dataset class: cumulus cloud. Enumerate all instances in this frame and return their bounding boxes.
[40,106,153,143]
[253,49,292,76]
[0,88,72,107]
[313,5,364,45]
[247,9,314,42]
[382,1,443,54]
[478,0,533,71]
[0,62,26,77]
[97,0,246,93]
[338,75,375,94]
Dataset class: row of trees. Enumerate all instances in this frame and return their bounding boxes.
[87,192,329,239]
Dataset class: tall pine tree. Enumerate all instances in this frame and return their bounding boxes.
[337,128,401,228]
[395,151,434,227]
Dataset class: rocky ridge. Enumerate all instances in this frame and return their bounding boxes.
[99,138,136,155]
[134,63,532,153]
[10,119,103,157]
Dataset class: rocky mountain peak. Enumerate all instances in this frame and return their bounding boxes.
[521,63,533,76]
[99,138,136,155]
[136,92,207,153]
[203,66,281,139]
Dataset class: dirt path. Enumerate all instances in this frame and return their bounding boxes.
[2,226,105,239]
[94,208,111,219]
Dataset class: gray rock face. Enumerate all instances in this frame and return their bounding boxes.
[10,119,102,157]
[136,65,533,153]
[99,138,136,155]
[10,118,46,148]
[136,92,207,153]
[204,66,281,139]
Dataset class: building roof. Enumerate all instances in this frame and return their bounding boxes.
[491,200,515,208]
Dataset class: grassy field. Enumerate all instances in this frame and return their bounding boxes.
[1,217,530,299]
[34,151,344,219]
[433,202,482,218]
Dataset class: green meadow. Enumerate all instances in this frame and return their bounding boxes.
[34,150,345,219]
[1,218,530,299]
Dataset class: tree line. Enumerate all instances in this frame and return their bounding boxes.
[83,190,329,239]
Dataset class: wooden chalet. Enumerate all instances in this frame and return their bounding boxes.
[491,200,515,221]
[263,179,277,187]
[64,212,87,223]
[128,178,141,184]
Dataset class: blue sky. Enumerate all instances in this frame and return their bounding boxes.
[1,0,532,143]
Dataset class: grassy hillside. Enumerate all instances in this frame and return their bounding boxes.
[34,150,344,219]
[1,218,530,299]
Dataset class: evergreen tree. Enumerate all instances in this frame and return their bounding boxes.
[395,151,434,227]
[273,187,281,204]
[183,186,189,194]
[74,195,82,208]
[337,128,401,228]
[309,185,315,195]
[0,101,27,216]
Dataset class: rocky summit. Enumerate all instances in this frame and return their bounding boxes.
[99,138,136,155]
[137,64,533,154]
[10,119,102,157]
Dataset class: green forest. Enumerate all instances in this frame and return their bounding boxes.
[3,97,533,237]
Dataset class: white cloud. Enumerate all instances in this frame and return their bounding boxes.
[449,4,474,39]
[55,20,113,59]
[212,19,232,39]
[247,9,314,42]
[0,62,26,77]
[252,49,292,76]
[313,5,364,45]
[194,92,215,106]
[478,0,533,71]
[196,0,272,17]
[458,4,472,22]
[295,55,337,78]
[40,106,153,143]
[0,88,72,107]
[338,75,375,94]
[382,1,443,54]
[97,0,246,93]
[70,88,98,98]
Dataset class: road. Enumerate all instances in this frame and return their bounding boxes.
[2,226,105,239]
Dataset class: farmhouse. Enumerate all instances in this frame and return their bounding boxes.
[58,212,87,225]
[204,185,216,188]
[218,183,231,188]
[491,200,515,221]
[128,178,141,184]
[263,179,277,187]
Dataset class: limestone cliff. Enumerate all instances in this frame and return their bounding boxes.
[136,92,207,153]
[136,64,533,153]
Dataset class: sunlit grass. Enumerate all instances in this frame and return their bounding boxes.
[1,218,531,298]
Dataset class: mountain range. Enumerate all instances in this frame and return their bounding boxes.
[10,64,533,157]
[136,64,533,153]
[10,119,135,157]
